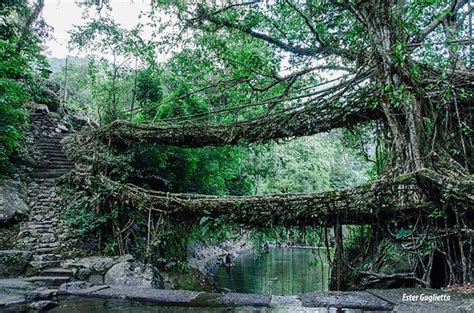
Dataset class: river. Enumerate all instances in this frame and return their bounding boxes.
[215,247,330,295]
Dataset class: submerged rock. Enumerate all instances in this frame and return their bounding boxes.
[104,262,163,289]
[29,300,57,311]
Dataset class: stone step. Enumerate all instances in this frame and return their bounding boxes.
[42,157,69,162]
[38,136,67,141]
[40,268,73,278]
[33,254,62,262]
[40,152,66,157]
[45,160,74,165]
[37,165,74,171]
[24,276,71,287]
[31,170,71,178]
[39,147,65,152]
[37,141,64,146]
[30,178,57,183]
[49,157,71,162]
[29,260,62,272]
[38,146,64,154]
[34,141,63,150]
[36,142,63,146]
[38,151,64,155]
[24,228,57,235]
[45,162,71,167]
[34,167,70,172]
[25,218,55,224]
[36,146,63,152]
[37,238,58,244]
[32,247,60,254]
[37,242,61,248]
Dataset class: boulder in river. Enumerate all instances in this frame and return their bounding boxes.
[29,300,58,311]
[104,261,164,289]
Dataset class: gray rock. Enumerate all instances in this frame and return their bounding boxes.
[0,180,29,225]
[117,254,134,263]
[270,295,302,307]
[58,281,93,295]
[88,274,104,285]
[61,256,116,279]
[104,262,163,289]
[47,81,61,94]
[299,291,393,310]
[0,278,37,291]
[26,288,58,301]
[219,292,272,307]
[31,103,50,113]
[39,88,60,112]
[71,112,98,129]
[57,124,68,132]
[29,300,57,311]
[90,287,200,304]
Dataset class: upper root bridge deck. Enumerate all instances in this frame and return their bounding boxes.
[93,102,382,147]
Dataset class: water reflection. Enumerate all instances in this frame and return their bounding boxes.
[215,247,330,296]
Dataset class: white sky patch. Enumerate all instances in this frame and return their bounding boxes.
[41,0,347,80]
[42,0,153,58]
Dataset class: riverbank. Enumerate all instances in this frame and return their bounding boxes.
[1,278,472,312]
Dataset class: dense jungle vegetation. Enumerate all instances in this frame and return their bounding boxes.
[1,0,472,290]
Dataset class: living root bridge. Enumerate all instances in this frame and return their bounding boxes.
[61,169,474,227]
[93,103,382,147]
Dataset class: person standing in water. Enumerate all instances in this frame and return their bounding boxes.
[263,241,270,254]
[225,253,233,271]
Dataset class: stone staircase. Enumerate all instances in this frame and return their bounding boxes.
[18,118,76,275]
[30,135,74,179]
[25,267,73,287]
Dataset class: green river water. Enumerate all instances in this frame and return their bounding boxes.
[215,247,330,295]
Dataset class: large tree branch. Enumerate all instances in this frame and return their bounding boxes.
[409,0,468,46]
[284,0,326,46]
[195,5,354,60]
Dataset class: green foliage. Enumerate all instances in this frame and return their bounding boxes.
[0,1,46,174]
[250,226,323,248]
[69,17,158,124]
[189,217,238,245]
[245,133,369,195]
[62,205,110,236]
[49,57,92,111]
[395,227,413,240]
[131,144,252,195]
[135,66,163,119]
